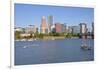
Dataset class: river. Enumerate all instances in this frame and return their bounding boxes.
[15,38,94,65]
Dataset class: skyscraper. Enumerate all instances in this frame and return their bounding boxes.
[79,23,87,35]
[92,22,94,34]
[48,15,53,33]
[40,16,47,33]
[92,22,94,39]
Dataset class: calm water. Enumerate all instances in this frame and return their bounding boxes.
[15,39,94,65]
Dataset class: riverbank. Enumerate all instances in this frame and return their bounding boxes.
[15,36,81,41]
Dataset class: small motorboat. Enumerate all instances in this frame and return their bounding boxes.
[81,45,91,50]
[23,46,27,48]
[52,38,55,40]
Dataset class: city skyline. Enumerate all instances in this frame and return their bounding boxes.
[15,3,94,31]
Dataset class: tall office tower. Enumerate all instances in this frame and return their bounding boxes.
[92,22,94,39]
[40,16,47,33]
[79,23,87,35]
[55,23,62,33]
[92,22,94,34]
[48,15,53,33]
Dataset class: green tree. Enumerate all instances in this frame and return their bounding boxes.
[15,31,21,39]
[38,33,44,39]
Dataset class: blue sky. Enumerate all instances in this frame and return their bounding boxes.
[15,3,94,30]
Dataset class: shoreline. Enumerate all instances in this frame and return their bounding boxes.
[15,37,93,41]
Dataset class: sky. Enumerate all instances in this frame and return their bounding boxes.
[15,3,94,31]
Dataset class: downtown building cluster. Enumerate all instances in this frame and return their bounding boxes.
[15,15,94,38]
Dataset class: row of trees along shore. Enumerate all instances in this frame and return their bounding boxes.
[15,31,81,40]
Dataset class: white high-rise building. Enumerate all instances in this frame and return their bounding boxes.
[79,23,87,35]
[48,15,53,33]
